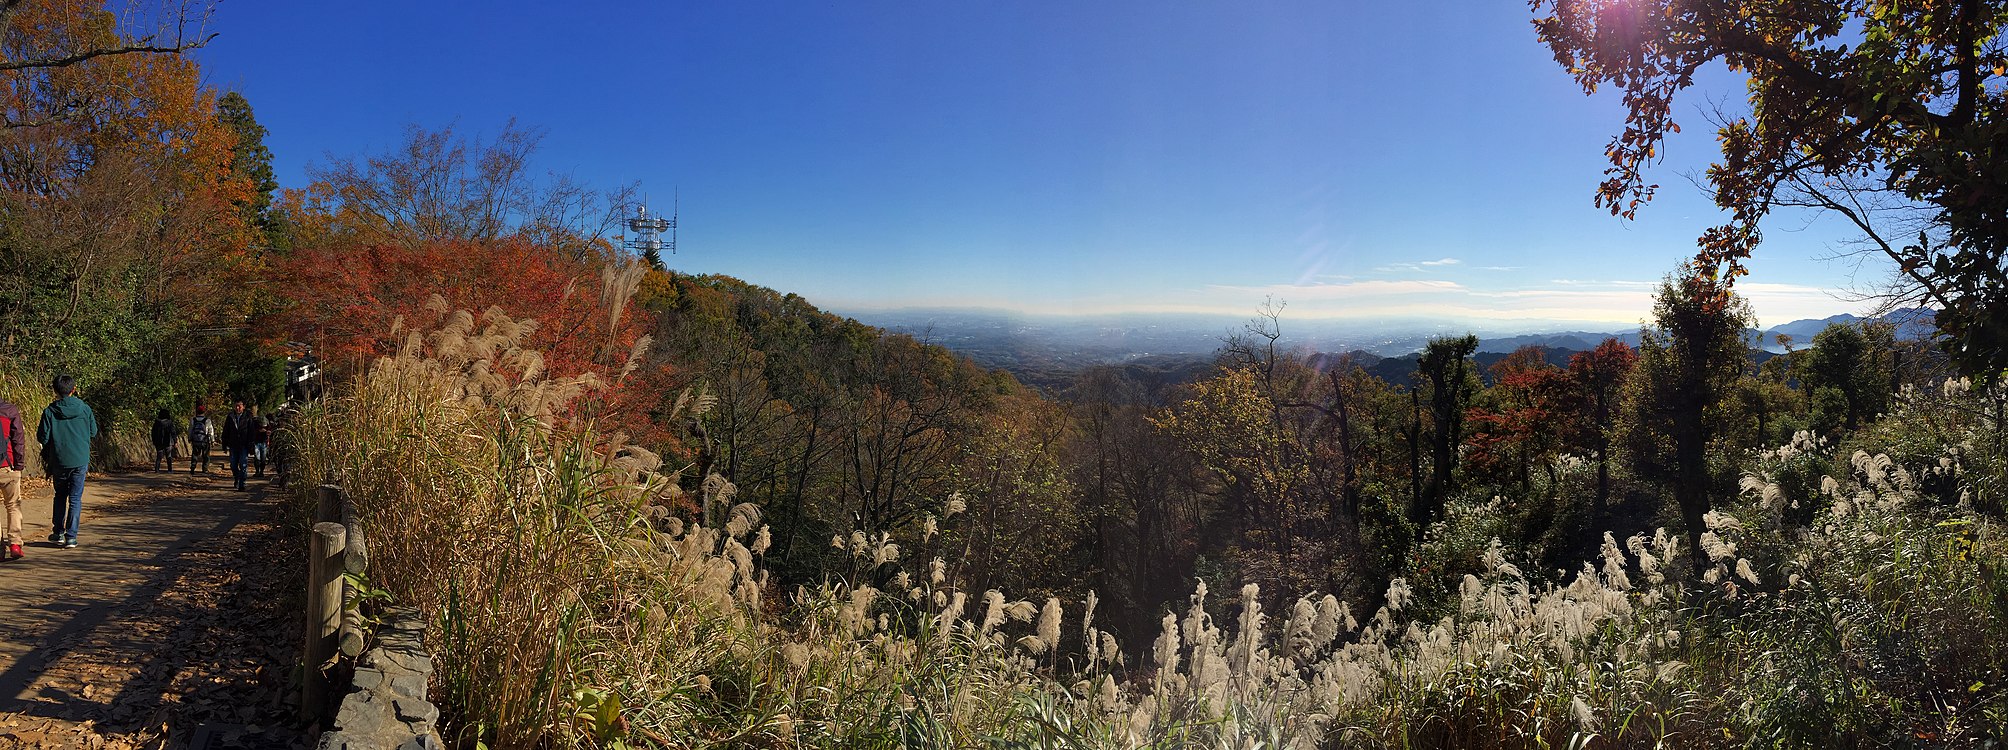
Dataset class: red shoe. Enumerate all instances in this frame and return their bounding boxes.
[4,543,17,560]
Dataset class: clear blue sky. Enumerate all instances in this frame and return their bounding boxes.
[193,1,1884,329]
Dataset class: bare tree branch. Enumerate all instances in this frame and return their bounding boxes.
[1777,172,1957,310]
[0,1,218,130]
[0,34,215,73]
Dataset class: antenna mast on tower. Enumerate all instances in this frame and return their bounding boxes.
[623,190,678,268]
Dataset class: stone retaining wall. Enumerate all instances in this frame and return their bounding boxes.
[315,608,443,750]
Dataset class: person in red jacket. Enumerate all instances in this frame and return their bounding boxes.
[0,397,23,560]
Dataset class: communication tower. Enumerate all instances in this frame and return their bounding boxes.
[623,191,678,267]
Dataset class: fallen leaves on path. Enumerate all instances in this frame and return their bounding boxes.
[0,483,314,749]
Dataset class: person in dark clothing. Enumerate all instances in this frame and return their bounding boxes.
[151,408,178,472]
[221,400,255,491]
[38,375,96,548]
[189,406,214,475]
[0,397,25,560]
[251,406,271,478]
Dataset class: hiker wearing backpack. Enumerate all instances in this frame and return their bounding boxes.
[222,400,255,491]
[0,395,25,560]
[151,408,178,472]
[39,375,96,549]
[189,406,215,475]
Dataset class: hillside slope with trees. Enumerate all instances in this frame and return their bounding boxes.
[8,0,2008,747]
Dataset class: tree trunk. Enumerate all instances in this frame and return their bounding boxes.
[1594,448,1610,518]
[1332,371,1359,518]
[1408,388,1424,528]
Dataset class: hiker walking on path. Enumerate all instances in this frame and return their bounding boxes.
[39,375,96,548]
[222,400,255,492]
[0,395,25,560]
[152,408,178,472]
[251,405,270,478]
[189,406,215,475]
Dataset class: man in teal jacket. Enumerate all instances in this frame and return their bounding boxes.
[38,375,95,548]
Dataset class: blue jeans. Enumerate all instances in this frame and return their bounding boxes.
[229,447,249,489]
[51,465,84,542]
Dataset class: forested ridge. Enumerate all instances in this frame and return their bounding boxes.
[8,0,2008,747]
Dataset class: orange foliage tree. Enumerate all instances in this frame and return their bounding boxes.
[0,0,263,426]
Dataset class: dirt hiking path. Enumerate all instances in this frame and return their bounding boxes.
[0,469,313,749]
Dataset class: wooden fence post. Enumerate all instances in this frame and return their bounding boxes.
[339,501,369,576]
[304,521,347,720]
[316,484,342,524]
[338,509,370,658]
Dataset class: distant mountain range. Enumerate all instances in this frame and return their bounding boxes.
[845,307,1939,392]
[1472,307,1936,356]
[1756,307,1937,347]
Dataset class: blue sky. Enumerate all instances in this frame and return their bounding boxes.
[193,1,1888,329]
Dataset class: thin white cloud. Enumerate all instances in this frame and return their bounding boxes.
[1739,282,1838,296]
[1375,257,1463,273]
[1733,282,1853,326]
[1477,266,1521,271]
[847,278,1863,329]
[1206,279,1467,300]
[1181,279,1642,323]
[1550,279,1658,287]
[1470,289,1650,300]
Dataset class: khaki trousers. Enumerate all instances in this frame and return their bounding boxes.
[0,467,19,546]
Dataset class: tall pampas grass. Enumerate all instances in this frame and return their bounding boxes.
[295,309,2008,750]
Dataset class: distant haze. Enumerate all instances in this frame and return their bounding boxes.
[845,306,1937,370]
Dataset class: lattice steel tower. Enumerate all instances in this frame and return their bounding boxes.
[624,192,678,268]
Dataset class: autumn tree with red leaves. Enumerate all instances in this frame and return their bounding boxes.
[270,239,638,375]
[1465,347,1569,496]
[264,122,675,453]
